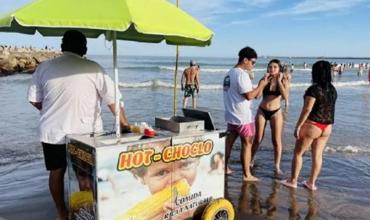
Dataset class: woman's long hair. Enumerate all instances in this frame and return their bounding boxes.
[312,60,332,88]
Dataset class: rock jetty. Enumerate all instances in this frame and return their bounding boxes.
[0,46,61,76]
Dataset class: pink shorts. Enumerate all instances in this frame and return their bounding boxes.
[227,122,255,137]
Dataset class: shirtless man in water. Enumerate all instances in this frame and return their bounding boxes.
[181,60,200,109]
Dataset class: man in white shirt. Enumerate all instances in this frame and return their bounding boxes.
[223,46,269,181]
[28,30,129,220]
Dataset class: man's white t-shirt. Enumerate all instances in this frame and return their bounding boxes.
[223,67,253,125]
[28,52,120,144]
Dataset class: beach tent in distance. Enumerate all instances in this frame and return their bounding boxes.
[0,0,213,138]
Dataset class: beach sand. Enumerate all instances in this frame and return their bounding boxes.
[1,152,370,220]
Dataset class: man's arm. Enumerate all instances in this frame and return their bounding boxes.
[195,71,200,93]
[181,71,186,90]
[108,103,130,130]
[30,102,42,111]
[243,76,269,100]
[255,73,270,98]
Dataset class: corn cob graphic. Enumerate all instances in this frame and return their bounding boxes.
[69,191,93,210]
[115,179,190,220]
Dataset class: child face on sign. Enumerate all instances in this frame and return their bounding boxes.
[75,168,93,192]
[139,158,200,194]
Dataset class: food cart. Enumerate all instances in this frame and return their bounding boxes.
[0,1,227,219]
[66,109,235,220]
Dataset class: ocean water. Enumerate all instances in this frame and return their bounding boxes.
[1,55,370,219]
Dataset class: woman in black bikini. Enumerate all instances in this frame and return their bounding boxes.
[281,60,337,191]
[251,59,290,175]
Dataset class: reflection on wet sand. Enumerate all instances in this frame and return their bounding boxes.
[305,193,318,220]
[265,181,278,219]
[238,182,262,216]
[288,188,300,220]
[288,189,318,220]
[233,181,318,220]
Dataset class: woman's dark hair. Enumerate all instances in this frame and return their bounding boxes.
[238,46,257,63]
[267,59,282,72]
[312,60,332,88]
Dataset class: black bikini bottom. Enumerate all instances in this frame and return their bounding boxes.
[259,107,280,120]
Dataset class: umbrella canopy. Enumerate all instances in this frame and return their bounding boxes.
[0,0,213,46]
[0,0,213,139]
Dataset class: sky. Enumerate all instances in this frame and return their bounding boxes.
[1,0,370,58]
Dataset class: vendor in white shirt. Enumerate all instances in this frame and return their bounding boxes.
[27,30,129,220]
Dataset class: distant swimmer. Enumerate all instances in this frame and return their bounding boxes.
[358,63,364,77]
[332,63,338,76]
[303,62,307,69]
[181,60,200,109]
[338,64,342,75]
[368,68,370,84]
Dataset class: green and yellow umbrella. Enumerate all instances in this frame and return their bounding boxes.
[0,0,213,138]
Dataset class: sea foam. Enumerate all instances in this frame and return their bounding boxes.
[119,80,369,90]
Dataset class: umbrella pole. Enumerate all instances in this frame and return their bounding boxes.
[173,45,179,116]
[113,31,121,140]
[173,0,180,116]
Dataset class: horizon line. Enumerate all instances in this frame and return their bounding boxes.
[88,54,370,60]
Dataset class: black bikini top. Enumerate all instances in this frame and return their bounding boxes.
[263,82,281,97]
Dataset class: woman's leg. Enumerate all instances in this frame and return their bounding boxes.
[307,126,332,188]
[270,110,284,174]
[289,123,321,185]
[251,110,267,162]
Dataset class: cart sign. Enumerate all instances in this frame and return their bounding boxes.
[67,132,225,220]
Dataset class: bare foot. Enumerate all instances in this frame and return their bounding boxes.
[302,180,317,191]
[243,175,259,182]
[280,179,297,189]
[274,168,283,176]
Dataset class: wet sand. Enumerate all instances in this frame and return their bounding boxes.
[226,150,370,220]
[0,160,54,220]
[1,152,370,220]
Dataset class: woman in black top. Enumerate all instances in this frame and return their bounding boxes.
[251,59,290,175]
[281,60,337,190]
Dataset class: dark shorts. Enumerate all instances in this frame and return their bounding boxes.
[42,142,67,171]
[184,84,196,97]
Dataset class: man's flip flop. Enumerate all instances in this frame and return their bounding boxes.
[279,179,297,189]
[302,180,317,191]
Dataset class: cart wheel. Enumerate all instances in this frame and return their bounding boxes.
[201,198,235,220]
